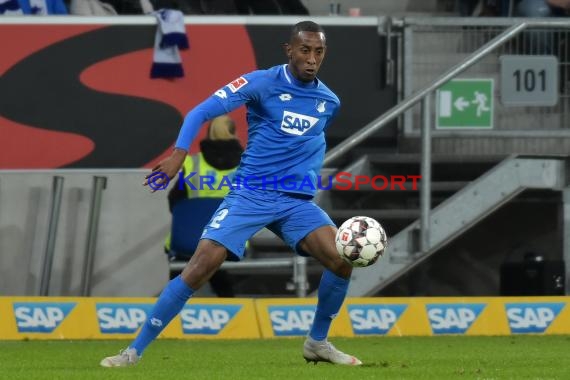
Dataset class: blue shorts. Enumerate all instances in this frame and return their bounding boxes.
[201,188,335,260]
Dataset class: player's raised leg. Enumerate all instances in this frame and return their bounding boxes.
[299,225,362,366]
[100,240,227,367]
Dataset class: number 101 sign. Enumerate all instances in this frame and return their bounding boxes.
[500,55,558,107]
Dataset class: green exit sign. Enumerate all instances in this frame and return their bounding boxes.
[436,79,494,129]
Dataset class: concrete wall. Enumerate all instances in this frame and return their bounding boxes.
[0,170,170,297]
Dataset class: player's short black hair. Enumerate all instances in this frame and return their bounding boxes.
[290,21,325,41]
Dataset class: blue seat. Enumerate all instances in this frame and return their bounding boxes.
[169,197,223,261]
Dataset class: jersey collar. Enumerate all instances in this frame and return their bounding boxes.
[283,64,319,89]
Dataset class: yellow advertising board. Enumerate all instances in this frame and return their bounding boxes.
[342,297,570,336]
[255,297,570,338]
[0,297,260,340]
[1,296,569,340]
[255,297,351,338]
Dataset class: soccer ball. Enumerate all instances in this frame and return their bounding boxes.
[335,216,387,268]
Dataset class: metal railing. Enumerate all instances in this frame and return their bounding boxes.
[169,256,309,297]
[324,19,570,256]
[80,176,107,296]
[39,176,64,296]
[400,17,570,136]
[39,175,108,296]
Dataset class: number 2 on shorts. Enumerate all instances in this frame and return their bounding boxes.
[209,209,228,229]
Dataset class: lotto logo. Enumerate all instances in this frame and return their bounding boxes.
[426,304,486,334]
[505,303,565,334]
[347,304,407,335]
[280,111,319,135]
[96,303,154,334]
[227,77,248,93]
[13,302,76,333]
[268,305,315,336]
[180,305,241,334]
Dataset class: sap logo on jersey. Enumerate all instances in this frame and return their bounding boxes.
[269,305,315,336]
[347,304,407,335]
[427,303,486,334]
[180,304,241,334]
[96,303,154,334]
[506,302,565,334]
[281,111,319,135]
[13,302,76,333]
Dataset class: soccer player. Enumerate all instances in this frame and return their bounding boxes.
[100,20,362,367]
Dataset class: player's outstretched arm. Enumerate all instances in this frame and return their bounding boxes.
[143,95,231,192]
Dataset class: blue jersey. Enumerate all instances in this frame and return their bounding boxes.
[175,64,340,196]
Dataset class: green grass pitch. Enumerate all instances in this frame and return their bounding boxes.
[1,336,568,379]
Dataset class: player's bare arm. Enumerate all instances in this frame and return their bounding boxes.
[143,148,186,190]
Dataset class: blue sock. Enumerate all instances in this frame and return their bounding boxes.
[130,275,194,355]
[309,269,349,341]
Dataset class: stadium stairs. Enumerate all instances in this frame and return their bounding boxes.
[335,154,568,296]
